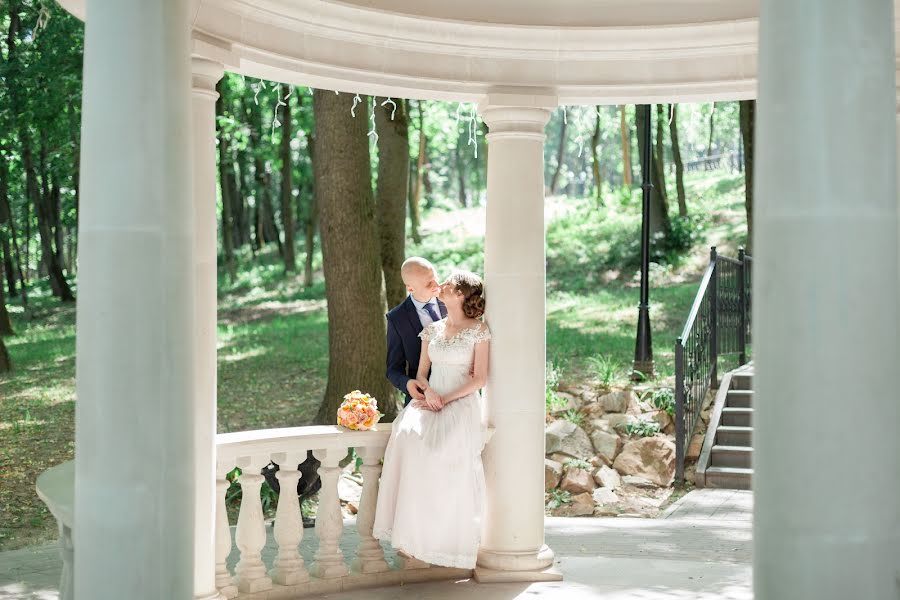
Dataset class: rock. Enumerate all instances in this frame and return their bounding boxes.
[622,475,657,488]
[593,465,622,490]
[560,468,597,495]
[545,459,563,491]
[545,419,594,460]
[338,474,363,504]
[347,501,359,515]
[592,487,620,506]
[614,436,676,487]
[548,452,573,465]
[605,413,632,432]
[687,433,705,460]
[598,390,635,413]
[550,492,595,517]
[590,429,623,464]
[551,391,583,414]
[626,394,647,416]
[648,409,673,432]
[589,456,607,469]
[587,418,613,434]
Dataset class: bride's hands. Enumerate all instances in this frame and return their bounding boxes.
[424,387,444,411]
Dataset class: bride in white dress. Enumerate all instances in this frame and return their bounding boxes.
[373,271,490,569]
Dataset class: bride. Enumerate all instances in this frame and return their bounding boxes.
[373,271,490,569]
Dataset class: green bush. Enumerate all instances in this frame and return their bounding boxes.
[545,360,566,413]
[648,388,676,416]
[563,458,592,471]
[625,418,661,438]
[562,409,585,427]
[546,488,573,510]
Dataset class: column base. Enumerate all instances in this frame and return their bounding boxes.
[474,565,563,583]
[194,590,229,600]
[474,544,562,582]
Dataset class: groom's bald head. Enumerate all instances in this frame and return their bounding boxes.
[402,257,440,303]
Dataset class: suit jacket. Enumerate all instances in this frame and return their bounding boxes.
[386,296,448,405]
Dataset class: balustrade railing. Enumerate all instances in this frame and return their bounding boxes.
[213,424,490,598]
[674,247,752,482]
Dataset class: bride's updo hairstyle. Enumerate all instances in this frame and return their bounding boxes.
[446,271,486,319]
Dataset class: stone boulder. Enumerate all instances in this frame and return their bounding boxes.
[613,436,676,487]
[605,413,635,433]
[622,475,657,488]
[593,465,622,490]
[590,429,623,464]
[545,419,594,460]
[551,391,583,414]
[598,390,635,413]
[550,492,594,517]
[545,458,563,491]
[592,487,620,506]
[560,467,596,495]
[648,410,673,433]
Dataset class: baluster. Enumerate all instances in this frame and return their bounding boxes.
[234,459,273,593]
[310,448,350,578]
[352,446,390,574]
[215,471,239,598]
[269,452,310,585]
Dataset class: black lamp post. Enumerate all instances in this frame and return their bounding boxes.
[633,104,654,379]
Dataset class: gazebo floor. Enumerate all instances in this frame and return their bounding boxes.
[0,489,751,600]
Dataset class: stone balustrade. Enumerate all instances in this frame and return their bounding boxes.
[213,423,491,598]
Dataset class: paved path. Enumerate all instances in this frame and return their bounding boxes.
[0,489,753,599]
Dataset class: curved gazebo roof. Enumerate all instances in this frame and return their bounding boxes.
[59,0,760,104]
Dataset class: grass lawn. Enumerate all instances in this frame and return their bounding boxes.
[0,170,747,551]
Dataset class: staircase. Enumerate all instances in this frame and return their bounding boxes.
[696,363,753,490]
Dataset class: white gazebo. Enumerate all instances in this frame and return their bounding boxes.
[50,0,900,599]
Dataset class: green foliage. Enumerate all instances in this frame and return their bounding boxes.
[562,409,585,427]
[586,354,624,387]
[563,458,592,471]
[647,388,676,416]
[545,360,566,413]
[625,418,661,438]
[545,488,573,510]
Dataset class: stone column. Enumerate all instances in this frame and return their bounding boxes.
[475,93,561,583]
[191,56,227,600]
[74,1,195,598]
[754,2,900,599]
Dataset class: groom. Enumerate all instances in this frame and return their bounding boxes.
[386,257,447,406]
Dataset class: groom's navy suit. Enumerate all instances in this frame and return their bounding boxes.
[386,296,447,406]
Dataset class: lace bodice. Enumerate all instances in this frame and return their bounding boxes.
[418,320,491,395]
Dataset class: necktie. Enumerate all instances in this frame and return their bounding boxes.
[423,302,440,322]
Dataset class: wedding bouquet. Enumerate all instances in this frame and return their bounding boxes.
[337,390,382,431]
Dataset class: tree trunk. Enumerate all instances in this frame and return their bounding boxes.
[303,134,318,288]
[410,101,426,244]
[32,135,73,300]
[669,104,688,217]
[375,98,410,310]
[636,105,670,239]
[0,148,17,298]
[739,99,755,252]
[549,114,568,194]
[707,102,717,157]
[0,336,10,373]
[67,99,80,238]
[0,266,12,336]
[654,104,669,206]
[280,95,297,273]
[620,106,634,188]
[453,132,468,208]
[312,90,396,424]
[591,106,603,202]
[215,81,237,281]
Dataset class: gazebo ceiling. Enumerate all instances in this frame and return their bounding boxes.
[59,0,770,104]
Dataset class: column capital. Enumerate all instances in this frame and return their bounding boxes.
[192,57,225,99]
[477,90,557,138]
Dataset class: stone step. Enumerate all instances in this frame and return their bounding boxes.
[716,425,753,447]
[721,407,753,427]
[726,390,754,408]
[731,372,754,390]
[705,466,753,490]
[710,445,753,469]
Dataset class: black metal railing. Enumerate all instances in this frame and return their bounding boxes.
[675,246,752,482]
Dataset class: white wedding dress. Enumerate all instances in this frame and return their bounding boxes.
[373,319,490,569]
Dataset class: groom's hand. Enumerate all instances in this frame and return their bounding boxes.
[406,379,426,401]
